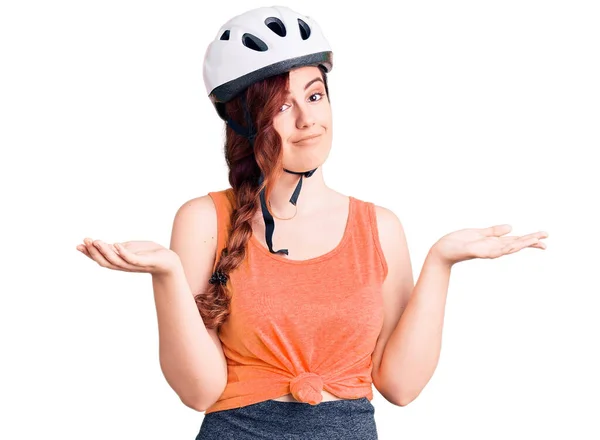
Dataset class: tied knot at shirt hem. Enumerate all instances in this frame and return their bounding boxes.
[289,372,324,405]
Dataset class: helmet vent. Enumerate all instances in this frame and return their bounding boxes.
[298,19,311,40]
[265,17,286,37]
[242,33,268,51]
[219,30,230,40]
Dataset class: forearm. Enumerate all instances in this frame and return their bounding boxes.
[379,248,452,405]
[152,263,226,409]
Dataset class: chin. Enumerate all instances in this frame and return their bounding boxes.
[283,141,331,169]
[283,153,330,172]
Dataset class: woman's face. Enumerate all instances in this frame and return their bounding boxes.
[273,66,332,173]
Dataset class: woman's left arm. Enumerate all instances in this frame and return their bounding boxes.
[374,246,452,407]
[371,207,548,406]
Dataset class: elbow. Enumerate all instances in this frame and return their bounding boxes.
[181,397,204,412]
[181,394,216,413]
[375,380,414,407]
[395,386,423,407]
[384,391,412,407]
[381,392,414,407]
[180,384,226,413]
[384,382,420,407]
[373,367,423,407]
[395,393,417,407]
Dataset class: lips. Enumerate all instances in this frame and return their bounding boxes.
[294,134,321,143]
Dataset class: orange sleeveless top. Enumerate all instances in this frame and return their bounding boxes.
[204,188,388,414]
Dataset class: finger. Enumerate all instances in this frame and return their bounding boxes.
[92,240,141,272]
[512,232,548,251]
[502,237,540,255]
[529,241,547,250]
[114,243,149,268]
[76,244,92,259]
[499,235,535,245]
[498,230,549,248]
[498,236,520,243]
[83,238,128,270]
[481,224,512,237]
[518,231,550,241]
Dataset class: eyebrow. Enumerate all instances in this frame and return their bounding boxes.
[304,77,323,90]
[286,77,324,95]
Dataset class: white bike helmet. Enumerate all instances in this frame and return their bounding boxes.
[202,6,334,258]
[203,5,333,121]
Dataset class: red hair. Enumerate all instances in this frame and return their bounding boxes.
[196,67,329,329]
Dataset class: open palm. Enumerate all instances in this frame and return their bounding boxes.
[76,238,180,275]
[432,224,549,266]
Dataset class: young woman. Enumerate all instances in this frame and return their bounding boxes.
[76,6,548,439]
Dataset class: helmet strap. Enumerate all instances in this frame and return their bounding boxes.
[225,93,318,256]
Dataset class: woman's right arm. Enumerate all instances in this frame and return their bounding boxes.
[153,195,227,412]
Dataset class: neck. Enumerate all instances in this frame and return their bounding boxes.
[267,167,332,216]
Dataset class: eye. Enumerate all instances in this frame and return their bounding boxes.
[279,92,326,113]
[308,92,325,102]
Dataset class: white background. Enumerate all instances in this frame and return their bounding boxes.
[1,0,598,439]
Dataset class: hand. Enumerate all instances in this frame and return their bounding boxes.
[76,238,181,276]
[431,224,549,267]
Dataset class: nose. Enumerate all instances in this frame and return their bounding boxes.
[295,102,316,129]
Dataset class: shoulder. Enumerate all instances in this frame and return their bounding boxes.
[169,194,220,291]
[170,188,236,267]
[170,195,219,262]
[172,194,217,229]
[348,195,410,272]
[372,204,405,243]
[352,195,405,244]
[172,188,232,224]
[170,189,236,253]
[371,203,412,279]
[372,203,403,238]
